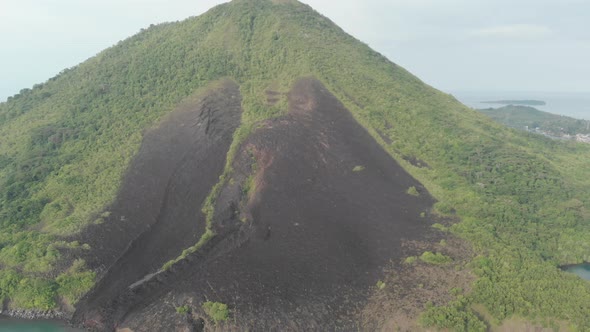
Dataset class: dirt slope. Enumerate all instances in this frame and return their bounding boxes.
[72,80,242,330]
[111,78,438,331]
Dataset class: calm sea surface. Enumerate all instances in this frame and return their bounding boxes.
[0,317,83,332]
[452,91,590,120]
[565,263,590,281]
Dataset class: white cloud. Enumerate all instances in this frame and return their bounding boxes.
[470,24,553,40]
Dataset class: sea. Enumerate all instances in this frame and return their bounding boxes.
[564,264,590,281]
[451,91,590,120]
[0,317,83,331]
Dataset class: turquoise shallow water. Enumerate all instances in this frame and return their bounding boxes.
[565,263,590,280]
[0,318,83,332]
[0,321,63,332]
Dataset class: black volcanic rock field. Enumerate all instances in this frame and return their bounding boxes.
[72,78,439,331]
[72,80,243,330]
[4,1,590,330]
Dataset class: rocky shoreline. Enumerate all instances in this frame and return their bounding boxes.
[0,308,71,321]
[0,309,83,331]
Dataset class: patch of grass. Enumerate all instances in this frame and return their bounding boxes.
[404,256,418,264]
[176,305,190,315]
[201,124,255,231]
[376,280,386,290]
[352,165,365,172]
[406,186,419,196]
[8,276,57,310]
[202,301,229,323]
[161,228,214,271]
[419,297,486,331]
[450,287,463,296]
[431,223,448,232]
[419,251,452,265]
[241,147,259,201]
[55,259,95,306]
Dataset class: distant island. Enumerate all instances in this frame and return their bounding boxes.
[478,105,590,143]
[482,99,546,106]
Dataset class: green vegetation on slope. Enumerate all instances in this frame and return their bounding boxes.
[0,0,590,329]
[480,105,590,136]
[419,251,453,265]
[420,297,487,332]
[202,301,230,323]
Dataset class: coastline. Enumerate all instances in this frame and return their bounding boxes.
[559,262,589,270]
[560,263,590,281]
[452,91,590,120]
[0,308,70,320]
[0,309,83,331]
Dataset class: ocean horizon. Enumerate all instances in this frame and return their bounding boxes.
[451,90,590,121]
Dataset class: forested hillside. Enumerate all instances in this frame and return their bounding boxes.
[1,0,590,329]
[479,104,590,137]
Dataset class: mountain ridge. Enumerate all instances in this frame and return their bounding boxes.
[1,0,590,330]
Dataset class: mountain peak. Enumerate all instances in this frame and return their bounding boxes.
[2,0,590,331]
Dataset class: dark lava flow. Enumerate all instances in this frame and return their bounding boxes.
[73,80,242,330]
[101,78,436,331]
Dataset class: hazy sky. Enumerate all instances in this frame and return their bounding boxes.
[1,0,589,101]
